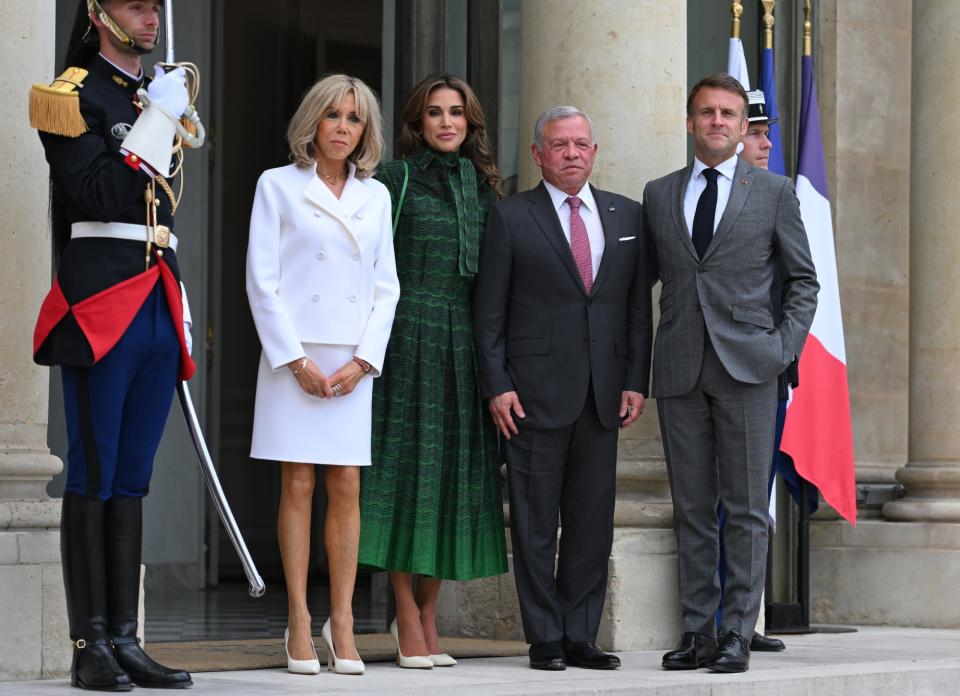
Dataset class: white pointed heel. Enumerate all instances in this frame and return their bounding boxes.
[430,653,457,667]
[284,627,320,675]
[389,618,434,669]
[321,618,365,675]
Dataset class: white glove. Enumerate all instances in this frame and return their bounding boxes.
[147,65,189,120]
[181,281,194,355]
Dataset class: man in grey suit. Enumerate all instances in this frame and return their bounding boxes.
[474,106,651,672]
[643,74,818,673]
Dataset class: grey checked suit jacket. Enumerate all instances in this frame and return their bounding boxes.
[642,158,819,399]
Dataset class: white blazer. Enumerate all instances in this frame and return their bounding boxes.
[246,162,400,373]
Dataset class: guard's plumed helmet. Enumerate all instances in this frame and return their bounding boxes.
[80,0,164,56]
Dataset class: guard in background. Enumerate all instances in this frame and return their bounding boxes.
[29,0,195,690]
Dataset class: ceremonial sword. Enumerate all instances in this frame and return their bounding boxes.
[165,0,265,598]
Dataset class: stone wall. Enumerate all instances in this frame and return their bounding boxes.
[0,0,69,681]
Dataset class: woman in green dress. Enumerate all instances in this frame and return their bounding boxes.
[359,74,507,667]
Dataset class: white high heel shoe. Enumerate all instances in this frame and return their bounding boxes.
[430,653,457,667]
[284,627,320,675]
[389,618,434,669]
[321,618,365,675]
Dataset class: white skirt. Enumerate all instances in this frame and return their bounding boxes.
[250,344,372,466]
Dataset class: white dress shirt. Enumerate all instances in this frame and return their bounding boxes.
[682,153,739,236]
[543,179,605,280]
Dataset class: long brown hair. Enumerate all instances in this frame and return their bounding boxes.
[398,74,502,198]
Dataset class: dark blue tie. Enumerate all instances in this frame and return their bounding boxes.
[692,168,719,259]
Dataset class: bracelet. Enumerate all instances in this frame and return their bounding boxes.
[352,356,372,373]
[291,357,308,376]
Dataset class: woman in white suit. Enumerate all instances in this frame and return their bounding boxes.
[246,74,399,676]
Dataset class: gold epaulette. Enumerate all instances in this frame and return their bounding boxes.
[29,67,89,137]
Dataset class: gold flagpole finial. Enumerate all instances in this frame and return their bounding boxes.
[803,0,812,56]
[731,1,743,40]
[762,0,775,50]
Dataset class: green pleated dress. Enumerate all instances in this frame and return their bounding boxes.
[358,147,508,580]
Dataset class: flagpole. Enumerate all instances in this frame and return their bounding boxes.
[797,0,814,634]
[730,1,743,39]
[727,2,750,89]
[762,0,774,50]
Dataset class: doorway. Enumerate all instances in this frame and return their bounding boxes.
[201,0,385,635]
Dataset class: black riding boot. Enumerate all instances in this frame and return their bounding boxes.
[105,496,193,689]
[61,493,134,692]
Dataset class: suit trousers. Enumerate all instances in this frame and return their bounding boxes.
[657,340,777,638]
[715,397,787,626]
[504,386,619,644]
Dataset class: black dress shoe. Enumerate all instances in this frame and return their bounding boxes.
[662,632,716,670]
[706,630,751,673]
[529,641,566,671]
[750,633,786,652]
[562,641,621,670]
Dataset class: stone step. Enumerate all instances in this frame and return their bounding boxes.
[2,627,959,694]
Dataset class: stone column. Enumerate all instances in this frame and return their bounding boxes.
[0,1,70,681]
[883,0,960,523]
[438,0,688,651]
[817,0,911,504]
[808,0,960,630]
[519,0,688,651]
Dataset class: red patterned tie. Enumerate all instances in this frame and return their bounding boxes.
[567,196,593,293]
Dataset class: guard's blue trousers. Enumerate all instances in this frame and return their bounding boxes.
[61,285,179,500]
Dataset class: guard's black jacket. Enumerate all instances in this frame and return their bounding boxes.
[34,54,191,377]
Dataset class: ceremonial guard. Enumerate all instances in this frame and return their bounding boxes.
[29,0,199,690]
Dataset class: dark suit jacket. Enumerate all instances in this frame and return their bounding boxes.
[473,182,652,431]
[642,158,819,399]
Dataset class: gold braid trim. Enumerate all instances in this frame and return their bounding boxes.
[155,174,179,215]
[29,68,89,137]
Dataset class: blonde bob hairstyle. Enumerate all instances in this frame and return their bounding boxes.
[286,74,384,179]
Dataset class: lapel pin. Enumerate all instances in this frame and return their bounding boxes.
[608,206,616,212]
[740,178,750,185]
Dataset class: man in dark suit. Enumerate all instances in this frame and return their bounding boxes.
[473,106,652,671]
[643,74,818,673]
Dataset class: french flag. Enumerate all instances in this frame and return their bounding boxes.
[779,52,857,525]
[728,36,751,90]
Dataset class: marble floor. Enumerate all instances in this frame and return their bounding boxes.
[145,580,387,643]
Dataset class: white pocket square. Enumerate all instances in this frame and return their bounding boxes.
[618,235,636,241]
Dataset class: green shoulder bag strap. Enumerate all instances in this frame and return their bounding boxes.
[392,160,410,235]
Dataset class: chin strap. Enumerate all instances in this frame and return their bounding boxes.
[83,0,156,55]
